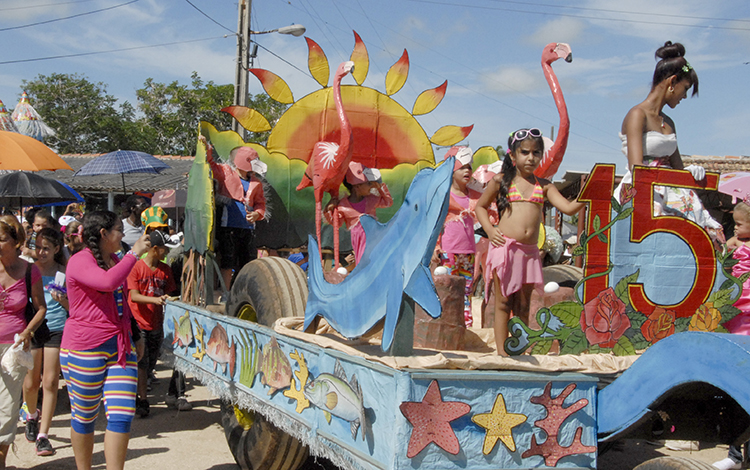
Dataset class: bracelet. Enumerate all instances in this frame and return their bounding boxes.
[126,249,137,258]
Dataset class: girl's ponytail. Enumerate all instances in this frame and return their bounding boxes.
[497,154,516,219]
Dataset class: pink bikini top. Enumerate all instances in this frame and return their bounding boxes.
[506,177,544,205]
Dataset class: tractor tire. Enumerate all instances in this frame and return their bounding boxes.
[634,456,717,470]
[221,257,310,470]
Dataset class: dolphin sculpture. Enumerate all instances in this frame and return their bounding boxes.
[304,157,454,351]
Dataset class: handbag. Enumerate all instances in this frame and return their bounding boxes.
[25,263,50,347]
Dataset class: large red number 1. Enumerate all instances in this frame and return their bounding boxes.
[578,164,615,304]
[627,167,718,317]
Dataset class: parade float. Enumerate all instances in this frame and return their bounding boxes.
[165,33,749,470]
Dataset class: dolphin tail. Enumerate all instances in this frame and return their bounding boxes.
[405,264,442,318]
[304,234,325,331]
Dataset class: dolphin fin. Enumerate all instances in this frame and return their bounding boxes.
[381,276,406,350]
[405,264,442,318]
[304,234,324,331]
[358,215,388,248]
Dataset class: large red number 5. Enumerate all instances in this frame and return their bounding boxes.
[628,167,718,317]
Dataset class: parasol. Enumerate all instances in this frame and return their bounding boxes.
[718,172,750,203]
[0,130,72,171]
[0,171,80,208]
[11,91,55,141]
[74,150,171,194]
[0,99,18,132]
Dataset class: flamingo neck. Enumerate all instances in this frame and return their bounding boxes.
[542,61,569,140]
[333,73,352,149]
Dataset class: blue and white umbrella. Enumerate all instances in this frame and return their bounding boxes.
[74,150,170,194]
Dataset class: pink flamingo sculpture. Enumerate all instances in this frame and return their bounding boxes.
[534,42,572,180]
[297,61,355,269]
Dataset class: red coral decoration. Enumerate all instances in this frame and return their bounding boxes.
[521,382,596,466]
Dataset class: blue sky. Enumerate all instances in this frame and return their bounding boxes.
[1,0,748,176]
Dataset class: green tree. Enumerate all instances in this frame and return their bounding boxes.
[21,73,141,154]
[136,72,288,155]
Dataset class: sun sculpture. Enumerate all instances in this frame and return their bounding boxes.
[220,31,473,250]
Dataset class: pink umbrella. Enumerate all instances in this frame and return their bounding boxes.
[718,172,750,203]
[151,189,187,208]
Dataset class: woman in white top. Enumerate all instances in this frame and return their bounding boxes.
[616,41,723,244]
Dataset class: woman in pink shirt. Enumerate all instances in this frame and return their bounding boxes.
[60,211,148,470]
[0,215,46,469]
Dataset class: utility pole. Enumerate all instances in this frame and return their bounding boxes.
[232,0,252,138]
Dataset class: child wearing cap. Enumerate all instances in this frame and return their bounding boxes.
[324,161,393,266]
[199,135,266,289]
[127,211,177,417]
[433,146,482,327]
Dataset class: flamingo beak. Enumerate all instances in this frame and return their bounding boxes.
[564,52,573,63]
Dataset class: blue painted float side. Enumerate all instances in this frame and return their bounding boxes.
[597,331,750,440]
[164,301,600,469]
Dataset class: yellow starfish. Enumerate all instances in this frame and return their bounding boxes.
[472,393,528,454]
[191,320,206,362]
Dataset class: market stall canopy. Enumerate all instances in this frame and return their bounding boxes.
[718,171,750,203]
[0,130,72,171]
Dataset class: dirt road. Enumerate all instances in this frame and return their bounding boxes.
[6,361,731,470]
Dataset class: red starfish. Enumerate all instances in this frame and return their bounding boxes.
[399,380,471,458]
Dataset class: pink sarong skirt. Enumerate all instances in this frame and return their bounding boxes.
[485,237,543,299]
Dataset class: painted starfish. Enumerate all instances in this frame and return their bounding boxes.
[399,380,471,458]
[472,394,528,454]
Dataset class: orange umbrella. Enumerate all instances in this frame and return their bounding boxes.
[0,130,72,171]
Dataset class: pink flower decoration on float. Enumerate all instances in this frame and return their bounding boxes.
[579,287,630,348]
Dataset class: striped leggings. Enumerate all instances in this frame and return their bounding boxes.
[60,335,137,434]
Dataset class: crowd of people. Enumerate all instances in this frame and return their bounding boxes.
[0,198,188,470]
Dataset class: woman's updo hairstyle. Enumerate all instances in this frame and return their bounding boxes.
[653,41,698,96]
[83,211,119,270]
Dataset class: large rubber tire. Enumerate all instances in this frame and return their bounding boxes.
[221,257,310,470]
[634,456,717,470]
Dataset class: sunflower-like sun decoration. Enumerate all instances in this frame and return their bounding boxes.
[199,31,474,249]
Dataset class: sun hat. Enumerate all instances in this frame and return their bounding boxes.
[443,146,473,170]
[345,162,382,185]
[140,206,168,231]
[232,146,267,177]
[58,215,76,227]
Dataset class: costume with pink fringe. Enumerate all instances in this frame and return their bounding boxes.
[324,184,393,264]
[724,244,750,335]
[484,237,544,299]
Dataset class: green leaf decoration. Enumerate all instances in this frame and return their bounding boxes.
[593,215,601,232]
[611,197,622,214]
[614,270,639,307]
[561,328,588,355]
[715,325,729,333]
[724,251,739,268]
[619,207,634,219]
[550,301,584,328]
[613,336,636,356]
[720,279,735,291]
[572,246,585,256]
[740,272,750,284]
[597,233,608,243]
[709,288,733,309]
[531,340,553,355]
[627,310,646,330]
[719,304,742,323]
[674,317,691,332]
[629,331,650,350]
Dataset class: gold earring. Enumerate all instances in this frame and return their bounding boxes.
[668,86,674,93]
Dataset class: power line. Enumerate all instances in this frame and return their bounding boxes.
[251,41,314,82]
[483,0,750,24]
[0,0,98,12]
[0,0,140,33]
[183,0,235,34]
[405,0,750,32]
[0,35,230,65]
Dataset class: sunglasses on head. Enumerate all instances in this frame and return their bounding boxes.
[509,128,542,147]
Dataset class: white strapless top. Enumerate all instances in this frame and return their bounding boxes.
[620,131,677,160]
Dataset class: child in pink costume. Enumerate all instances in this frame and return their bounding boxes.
[723,200,750,334]
[325,162,393,265]
[476,129,584,354]
[434,146,482,327]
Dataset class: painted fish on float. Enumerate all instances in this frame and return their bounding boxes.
[304,359,366,441]
[206,323,236,378]
[257,337,292,395]
[172,311,194,349]
[304,158,453,351]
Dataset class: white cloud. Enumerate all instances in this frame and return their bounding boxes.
[479,66,544,95]
[526,17,587,46]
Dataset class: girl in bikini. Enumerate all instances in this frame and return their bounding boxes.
[476,128,584,354]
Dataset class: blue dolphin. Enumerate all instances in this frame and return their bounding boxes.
[303,158,454,351]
